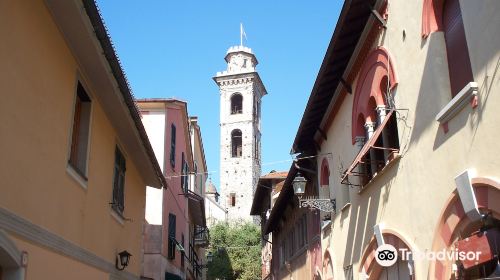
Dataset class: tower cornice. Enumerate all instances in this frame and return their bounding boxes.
[213,72,267,96]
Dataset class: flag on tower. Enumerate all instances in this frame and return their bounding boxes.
[240,23,247,46]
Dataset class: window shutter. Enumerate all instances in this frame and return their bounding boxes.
[112,147,126,214]
[443,0,473,96]
[168,214,176,259]
[170,124,176,168]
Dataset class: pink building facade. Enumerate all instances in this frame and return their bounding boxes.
[139,99,205,280]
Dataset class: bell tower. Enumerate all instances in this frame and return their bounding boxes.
[213,45,267,222]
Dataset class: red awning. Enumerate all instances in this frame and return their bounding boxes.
[341,110,397,185]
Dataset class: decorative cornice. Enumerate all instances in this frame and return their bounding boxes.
[216,77,255,87]
[0,207,138,280]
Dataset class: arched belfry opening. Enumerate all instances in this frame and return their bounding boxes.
[231,129,242,158]
[230,93,243,114]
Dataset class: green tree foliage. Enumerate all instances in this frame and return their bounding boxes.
[207,221,261,280]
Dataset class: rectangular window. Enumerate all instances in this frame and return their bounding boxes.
[230,193,236,207]
[111,147,126,214]
[170,124,176,168]
[168,213,176,259]
[181,152,189,193]
[69,82,91,177]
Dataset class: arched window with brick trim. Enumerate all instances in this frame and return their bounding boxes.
[342,47,400,187]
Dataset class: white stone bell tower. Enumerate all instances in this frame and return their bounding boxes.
[213,45,267,222]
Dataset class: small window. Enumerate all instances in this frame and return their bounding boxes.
[168,213,176,259]
[230,94,243,114]
[193,163,198,190]
[69,82,92,177]
[230,193,236,207]
[231,130,242,157]
[112,147,126,214]
[170,124,176,168]
[181,152,189,193]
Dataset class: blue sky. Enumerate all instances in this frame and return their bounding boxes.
[96,1,342,188]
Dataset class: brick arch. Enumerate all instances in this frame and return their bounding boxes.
[359,229,414,279]
[351,47,398,144]
[429,177,500,279]
[421,0,445,38]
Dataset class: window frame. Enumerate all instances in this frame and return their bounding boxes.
[170,124,176,168]
[68,81,92,181]
[111,146,127,215]
[168,213,177,260]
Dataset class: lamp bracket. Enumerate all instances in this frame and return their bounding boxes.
[299,198,336,213]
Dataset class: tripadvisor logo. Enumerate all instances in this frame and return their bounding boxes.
[375,244,398,267]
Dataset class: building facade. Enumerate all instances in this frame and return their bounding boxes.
[204,181,228,228]
[0,1,166,279]
[267,0,500,279]
[139,100,207,280]
[250,171,288,279]
[213,46,267,222]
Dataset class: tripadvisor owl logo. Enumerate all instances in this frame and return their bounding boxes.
[375,244,398,267]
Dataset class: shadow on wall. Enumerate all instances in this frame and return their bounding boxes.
[468,56,499,146]
[207,248,233,280]
[410,33,452,149]
[342,162,399,272]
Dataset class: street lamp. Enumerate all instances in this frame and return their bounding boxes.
[292,172,336,213]
[115,250,132,271]
[292,173,306,199]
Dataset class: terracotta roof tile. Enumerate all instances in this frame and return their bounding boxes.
[260,171,288,179]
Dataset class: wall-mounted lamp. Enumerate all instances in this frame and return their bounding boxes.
[115,250,132,271]
[292,173,336,213]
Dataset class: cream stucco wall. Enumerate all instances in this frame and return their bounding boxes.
[318,1,500,279]
[0,0,150,278]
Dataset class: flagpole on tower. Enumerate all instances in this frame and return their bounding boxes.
[240,23,247,46]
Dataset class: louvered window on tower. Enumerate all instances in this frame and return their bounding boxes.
[231,129,242,157]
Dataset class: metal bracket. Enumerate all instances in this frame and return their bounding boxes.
[299,198,336,213]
